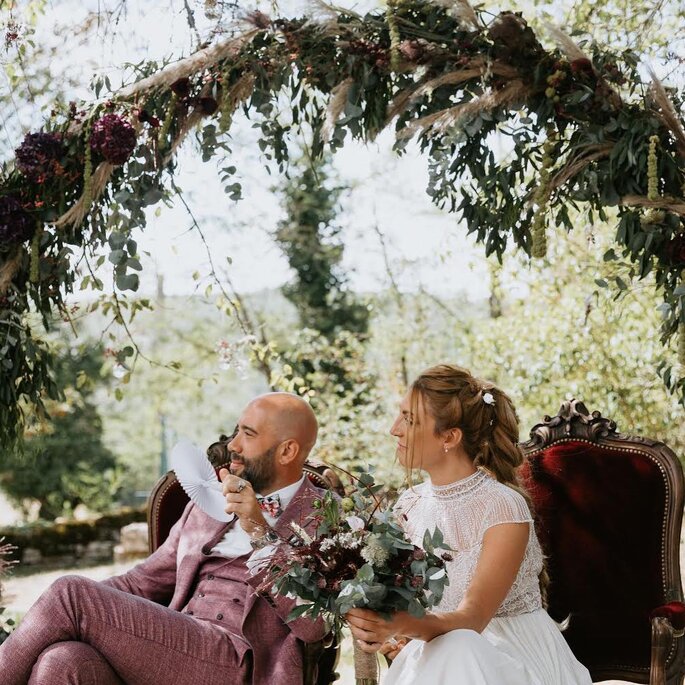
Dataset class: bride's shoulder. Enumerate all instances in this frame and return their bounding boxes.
[480,476,533,525]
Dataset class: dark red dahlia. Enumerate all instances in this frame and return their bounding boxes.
[0,196,34,250]
[662,234,685,265]
[197,97,218,115]
[90,114,137,165]
[170,78,191,98]
[15,132,64,182]
[348,39,389,68]
[137,109,161,128]
[570,58,594,76]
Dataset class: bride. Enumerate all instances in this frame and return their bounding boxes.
[346,364,591,684]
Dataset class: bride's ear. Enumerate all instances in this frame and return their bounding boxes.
[443,427,463,451]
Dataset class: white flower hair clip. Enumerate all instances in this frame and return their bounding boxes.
[482,392,496,406]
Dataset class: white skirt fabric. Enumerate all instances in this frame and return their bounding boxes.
[383,609,592,685]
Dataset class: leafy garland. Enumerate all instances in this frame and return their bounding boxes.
[1,0,685,449]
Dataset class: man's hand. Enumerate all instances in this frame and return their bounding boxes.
[219,468,268,536]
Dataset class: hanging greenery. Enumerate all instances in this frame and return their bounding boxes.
[1,0,684,449]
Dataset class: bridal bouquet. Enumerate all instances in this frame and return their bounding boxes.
[262,472,451,685]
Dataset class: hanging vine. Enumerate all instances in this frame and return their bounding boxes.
[1,0,685,448]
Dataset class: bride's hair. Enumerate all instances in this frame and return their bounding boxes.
[408,363,549,602]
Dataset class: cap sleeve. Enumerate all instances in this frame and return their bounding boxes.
[481,485,533,534]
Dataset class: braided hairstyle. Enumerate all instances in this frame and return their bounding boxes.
[407,363,549,602]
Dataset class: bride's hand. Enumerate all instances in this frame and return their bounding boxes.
[379,636,409,660]
[346,608,409,651]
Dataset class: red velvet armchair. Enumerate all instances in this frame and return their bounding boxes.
[147,455,344,685]
[520,400,685,685]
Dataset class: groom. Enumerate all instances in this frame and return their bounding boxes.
[0,392,327,685]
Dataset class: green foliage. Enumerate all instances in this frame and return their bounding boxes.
[276,156,369,339]
[532,0,685,59]
[280,328,389,476]
[0,338,121,519]
[467,229,685,453]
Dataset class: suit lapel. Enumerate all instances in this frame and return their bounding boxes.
[204,513,237,550]
[273,477,318,540]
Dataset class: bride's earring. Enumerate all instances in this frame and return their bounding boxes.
[443,444,449,453]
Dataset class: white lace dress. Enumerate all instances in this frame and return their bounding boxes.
[384,469,592,685]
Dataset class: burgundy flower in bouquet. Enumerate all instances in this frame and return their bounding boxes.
[90,113,137,165]
[260,471,450,685]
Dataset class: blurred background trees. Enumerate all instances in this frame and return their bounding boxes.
[0,338,120,519]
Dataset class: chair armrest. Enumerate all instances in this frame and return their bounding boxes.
[650,602,685,634]
[302,632,341,685]
[649,604,685,685]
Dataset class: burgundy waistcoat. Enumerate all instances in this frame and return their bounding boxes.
[181,554,253,636]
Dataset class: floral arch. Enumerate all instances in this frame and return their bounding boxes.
[1,0,684,447]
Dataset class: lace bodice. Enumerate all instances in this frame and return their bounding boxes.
[394,469,543,617]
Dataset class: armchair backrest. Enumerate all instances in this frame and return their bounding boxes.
[519,399,684,683]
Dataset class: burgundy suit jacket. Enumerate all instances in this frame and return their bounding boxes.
[104,477,328,685]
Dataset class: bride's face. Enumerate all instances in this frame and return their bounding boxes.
[390,389,444,471]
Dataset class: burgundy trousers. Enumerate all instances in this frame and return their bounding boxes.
[0,575,248,685]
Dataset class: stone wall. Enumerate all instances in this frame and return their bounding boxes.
[0,507,147,567]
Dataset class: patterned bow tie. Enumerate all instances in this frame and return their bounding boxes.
[257,493,282,518]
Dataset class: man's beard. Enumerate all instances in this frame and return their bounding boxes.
[240,445,277,493]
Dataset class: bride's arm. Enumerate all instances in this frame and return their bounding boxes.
[347,521,529,649]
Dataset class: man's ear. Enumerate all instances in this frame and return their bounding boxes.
[278,439,300,465]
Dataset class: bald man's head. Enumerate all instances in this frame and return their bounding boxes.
[247,392,318,463]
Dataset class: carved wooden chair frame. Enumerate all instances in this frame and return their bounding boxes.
[520,400,685,685]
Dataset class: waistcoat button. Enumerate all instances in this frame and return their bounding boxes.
[186,610,194,615]
[198,593,205,598]
[216,613,223,620]
[207,574,215,580]
[232,598,241,603]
